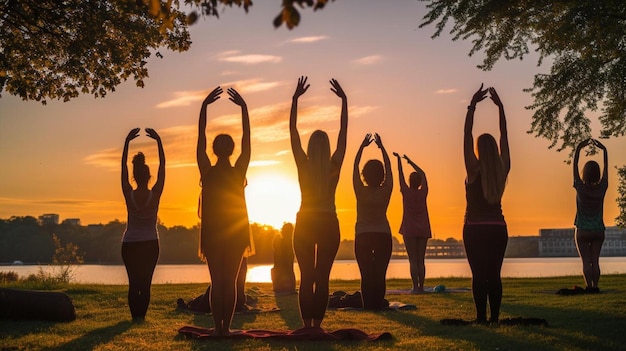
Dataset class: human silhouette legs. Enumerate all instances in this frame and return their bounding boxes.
[294,212,340,328]
[464,224,507,323]
[206,243,245,336]
[576,229,605,288]
[121,240,159,321]
[356,232,392,309]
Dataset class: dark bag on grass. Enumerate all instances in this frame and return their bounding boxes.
[0,288,75,322]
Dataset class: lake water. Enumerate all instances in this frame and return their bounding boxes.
[3,257,626,285]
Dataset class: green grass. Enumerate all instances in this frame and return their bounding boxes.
[2,275,625,351]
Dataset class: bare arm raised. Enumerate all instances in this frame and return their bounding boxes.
[146,128,165,196]
[594,139,609,184]
[404,154,427,191]
[393,152,407,191]
[464,84,488,181]
[229,88,251,172]
[375,133,392,190]
[489,87,510,175]
[573,139,590,184]
[353,133,372,193]
[197,87,223,175]
[289,76,310,167]
[330,78,348,167]
[121,128,140,196]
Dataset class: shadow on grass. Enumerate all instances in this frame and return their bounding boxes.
[0,319,60,340]
[378,284,626,351]
[43,320,132,351]
[274,292,302,330]
[501,298,626,350]
[380,307,552,351]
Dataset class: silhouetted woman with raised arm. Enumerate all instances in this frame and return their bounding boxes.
[353,133,393,309]
[463,84,510,324]
[121,127,165,322]
[573,138,608,292]
[197,86,251,336]
[290,76,348,328]
[393,152,431,293]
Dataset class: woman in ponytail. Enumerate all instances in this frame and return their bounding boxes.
[463,84,510,324]
[121,128,165,322]
[290,76,348,328]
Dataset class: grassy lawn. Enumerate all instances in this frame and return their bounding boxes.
[1,275,625,351]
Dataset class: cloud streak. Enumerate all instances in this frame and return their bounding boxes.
[155,90,208,108]
[352,55,382,65]
[0,197,116,207]
[217,51,283,64]
[223,79,283,94]
[156,79,283,109]
[434,89,457,94]
[287,35,328,44]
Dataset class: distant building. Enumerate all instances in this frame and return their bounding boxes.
[603,227,626,256]
[426,240,465,258]
[539,226,626,257]
[62,218,81,226]
[505,236,539,257]
[38,213,59,226]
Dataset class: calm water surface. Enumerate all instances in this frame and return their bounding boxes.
[3,257,626,285]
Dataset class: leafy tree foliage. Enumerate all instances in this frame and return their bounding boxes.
[617,166,626,227]
[420,0,626,155]
[0,0,332,103]
[0,0,190,103]
[421,0,626,226]
[153,0,333,30]
[0,217,287,264]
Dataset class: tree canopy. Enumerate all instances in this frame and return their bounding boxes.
[420,0,626,226]
[0,0,191,103]
[160,0,333,30]
[420,0,626,154]
[0,0,331,103]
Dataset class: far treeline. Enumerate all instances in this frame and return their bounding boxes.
[0,216,400,265]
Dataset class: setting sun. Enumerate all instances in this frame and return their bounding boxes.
[245,172,301,229]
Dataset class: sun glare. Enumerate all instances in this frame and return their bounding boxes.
[245,173,301,229]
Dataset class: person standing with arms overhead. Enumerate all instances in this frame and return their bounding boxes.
[573,138,608,292]
[121,127,165,322]
[353,133,393,309]
[463,84,510,324]
[393,152,431,293]
[197,86,252,336]
[290,76,348,328]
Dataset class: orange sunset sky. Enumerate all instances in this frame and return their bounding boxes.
[0,1,624,241]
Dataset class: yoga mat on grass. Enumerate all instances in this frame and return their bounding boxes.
[178,325,392,341]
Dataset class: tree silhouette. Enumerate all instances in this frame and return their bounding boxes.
[0,0,333,103]
[420,0,626,154]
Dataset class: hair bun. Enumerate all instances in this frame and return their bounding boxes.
[132,152,146,165]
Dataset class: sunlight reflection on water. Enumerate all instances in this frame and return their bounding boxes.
[3,257,626,285]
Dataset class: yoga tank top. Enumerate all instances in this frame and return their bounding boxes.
[465,173,504,223]
[574,177,607,231]
[355,186,392,236]
[123,191,159,242]
[399,185,432,238]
